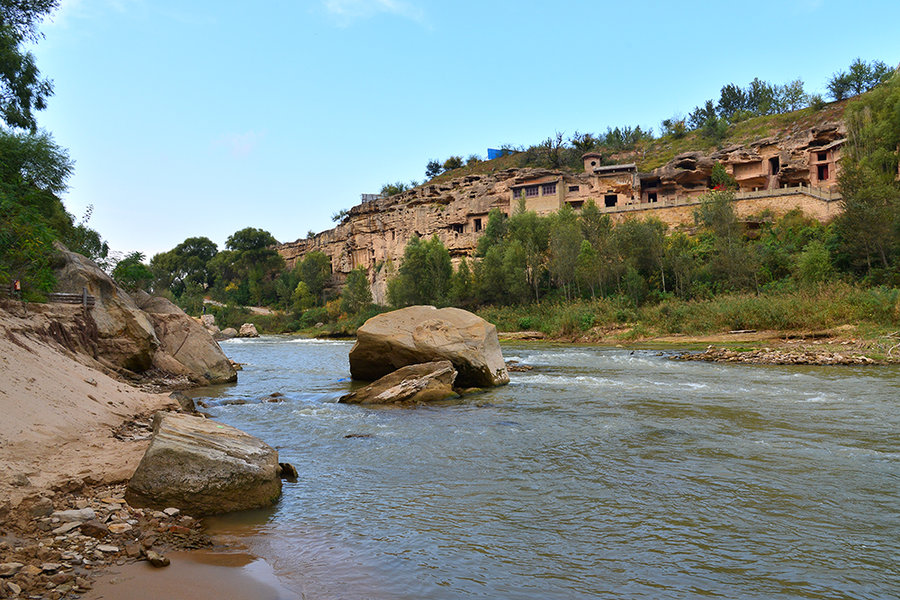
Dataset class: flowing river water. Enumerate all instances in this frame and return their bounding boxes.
[191,337,900,599]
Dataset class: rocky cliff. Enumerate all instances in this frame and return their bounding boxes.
[49,244,237,385]
[277,113,846,303]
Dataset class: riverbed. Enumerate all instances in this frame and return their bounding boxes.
[192,337,900,599]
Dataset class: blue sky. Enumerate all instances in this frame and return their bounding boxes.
[31,0,900,259]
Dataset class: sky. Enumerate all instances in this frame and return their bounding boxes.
[29,0,900,259]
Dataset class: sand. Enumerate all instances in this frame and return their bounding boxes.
[0,305,178,508]
[82,551,295,600]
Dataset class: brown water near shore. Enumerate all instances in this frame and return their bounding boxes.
[82,550,294,600]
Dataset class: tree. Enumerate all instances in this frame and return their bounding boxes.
[112,251,153,291]
[291,281,315,312]
[380,181,409,196]
[502,239,530,304]
[425,160,442,179]
[442,156,463,171]
[828,58,892,101]
[717,83,747,120]
[834,70,900,276]
[476,208,508,256]
[548,205,582,300]
[340,267,372,314]
[780,79,807,111]
[299,251,332,304]
[0,0,58,130]
[711,162,738,190]
[449,258,475,306]
[794,240,832,286]
[387,235,452,307]
[575,239,601,297]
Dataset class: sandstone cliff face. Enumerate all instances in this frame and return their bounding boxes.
[277,118,845,303]
[51,245,237,385]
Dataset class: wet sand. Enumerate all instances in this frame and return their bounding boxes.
[82,550,296,600]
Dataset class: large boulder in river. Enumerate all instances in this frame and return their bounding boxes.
[238,323,259,338]
[349,306,509,388]
[52,243,159,371]
[125,413,281,516]
[340,360,458,405]
[132,291,237,385]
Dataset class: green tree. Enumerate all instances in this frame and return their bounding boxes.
[449,258,475,306]
[711,162,738,190]
[476,208,508,256]
[575,239,601,297]
[0,195,55,298]
[442,156,463,171]
[502,239,530,304]
[0,0,58,131]
[508,202,549,300]
[299,251,332,304]
[835,70,900,276]
[387,235,452,307]
[112,251,153,291]
[291,280,315,312]
[341,267,372,314]
[717,83,747,120]
[425,159,442,179]
[548,204,582,300]
[794,240,832,286]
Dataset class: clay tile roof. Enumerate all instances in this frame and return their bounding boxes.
[582,152,602,159]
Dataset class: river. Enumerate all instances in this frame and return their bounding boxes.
[190,337,900,599]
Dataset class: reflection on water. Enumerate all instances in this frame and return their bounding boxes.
[196,336,900,599]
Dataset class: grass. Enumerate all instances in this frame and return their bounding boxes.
[476,282,900,340]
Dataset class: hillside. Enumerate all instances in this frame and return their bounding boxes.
[277,100,848,304]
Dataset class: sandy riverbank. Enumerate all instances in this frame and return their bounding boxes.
[0,304,285,598]
[498,326,899,364]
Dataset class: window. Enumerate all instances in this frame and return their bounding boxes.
[542,183,556,195]
[769,156,780,175]
[568,200,584,210]
[817,164,829,181]
[568,185,580,192]
[817,152,827,161]
[473,218,482,232]
[450,224,464,234]
[648,192,657,203]
[604,194,617,207]
[590,161,597,167]
[525,186,539,197]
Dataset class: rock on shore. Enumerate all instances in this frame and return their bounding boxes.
[51,243,236,385]
[673,346,879,365]
[125,413,282,516]
[340,360,458,405]
[349,305,509,388]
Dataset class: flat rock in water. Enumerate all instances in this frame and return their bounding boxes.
[125,412,281,516]
[349,306,509,388]
[340,361,458,405]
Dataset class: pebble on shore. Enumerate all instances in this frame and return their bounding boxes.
[672,346,879,365]
[0,483,210,599]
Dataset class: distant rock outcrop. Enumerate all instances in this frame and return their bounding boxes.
[349,306,509,388]
[125,412,281,516]
[238,323,259,338]
[133,292,237,385]
[340,360,458,405]
[51,244,236,384]
[53,244,159,371]
[276,114,846,304]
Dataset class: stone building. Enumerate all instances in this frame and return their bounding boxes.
[276,118,848,303]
